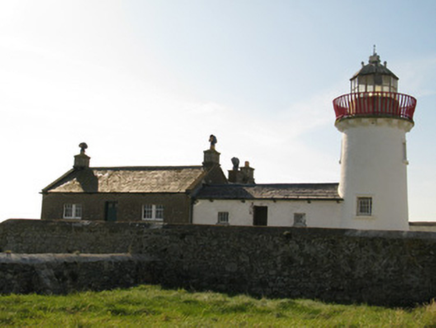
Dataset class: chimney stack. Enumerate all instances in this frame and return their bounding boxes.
[203,135,220,169]
[228,159,255,184]
[74,142,90,169]
[241,161,255,184]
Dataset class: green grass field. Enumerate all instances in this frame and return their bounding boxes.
[0,285,435,327]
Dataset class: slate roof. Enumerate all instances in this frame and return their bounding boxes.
[195,183,341,200]
[351,53,398,80]
[42,166,208,193]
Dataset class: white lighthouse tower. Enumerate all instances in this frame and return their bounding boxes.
[333,50,417,230]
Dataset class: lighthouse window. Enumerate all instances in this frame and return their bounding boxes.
[382,75,391,92]
[357,76,368,92]
[403,141,408,164]
[357,197,372,216]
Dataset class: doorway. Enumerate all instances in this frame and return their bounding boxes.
[105,201,118,222]
[253,206,268,226]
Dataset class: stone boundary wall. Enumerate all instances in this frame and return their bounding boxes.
[1,219,436,306]
[0,253,160,294]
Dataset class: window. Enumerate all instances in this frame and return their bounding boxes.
[357,197,372,216]
[143,204,153,219]
[155,205,164,219]
[403,141,408,164]
[293,213,306,227]
[63,204,82,219]
[142,204,164,221]
[217,212,229,224]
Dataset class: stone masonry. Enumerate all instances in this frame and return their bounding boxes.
[1,219,436,307]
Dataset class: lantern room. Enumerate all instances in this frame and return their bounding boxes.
[333,50,417,122]
[350,50,398,93]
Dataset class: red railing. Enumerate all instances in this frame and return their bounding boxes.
[333,92,416,121]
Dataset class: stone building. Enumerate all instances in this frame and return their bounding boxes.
[41,141,227,223]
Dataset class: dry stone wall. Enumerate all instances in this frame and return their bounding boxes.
[1,219,436,306]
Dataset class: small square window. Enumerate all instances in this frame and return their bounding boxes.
[357,197,372,216]
[293,213,306,227]
[217,212,229,224]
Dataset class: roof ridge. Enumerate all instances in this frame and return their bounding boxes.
[208,182,339,187]
[89,165,203,170]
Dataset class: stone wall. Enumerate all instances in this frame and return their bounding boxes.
[0,253,160,294]
[1,219,436,306]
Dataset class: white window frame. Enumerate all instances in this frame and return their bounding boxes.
[63,204,82,219]
[357,197,373,216]
[217,211,229,224]
[142,204,164,221]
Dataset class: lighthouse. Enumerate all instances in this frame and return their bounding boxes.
[333,50,417,230]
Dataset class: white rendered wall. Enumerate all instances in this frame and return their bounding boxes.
[337,117,413,231]
[193,199,341,228]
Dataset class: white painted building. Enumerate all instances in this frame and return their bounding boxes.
[193,51,417,231]
[193,184,342,228]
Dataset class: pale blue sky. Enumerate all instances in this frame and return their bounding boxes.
[1,0,436,221]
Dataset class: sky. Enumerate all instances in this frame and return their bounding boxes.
[1,0,436,222]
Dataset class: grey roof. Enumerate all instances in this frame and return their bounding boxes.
[351,53,398,80]
[195,183,341,200]
[43,166,208,193]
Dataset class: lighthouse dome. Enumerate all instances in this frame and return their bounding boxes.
[351,52,398,81]
[350,50,399,93]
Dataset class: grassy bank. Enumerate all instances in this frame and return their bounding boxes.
[0,285,435,327]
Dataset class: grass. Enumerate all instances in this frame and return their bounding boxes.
[0,285,435,327]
